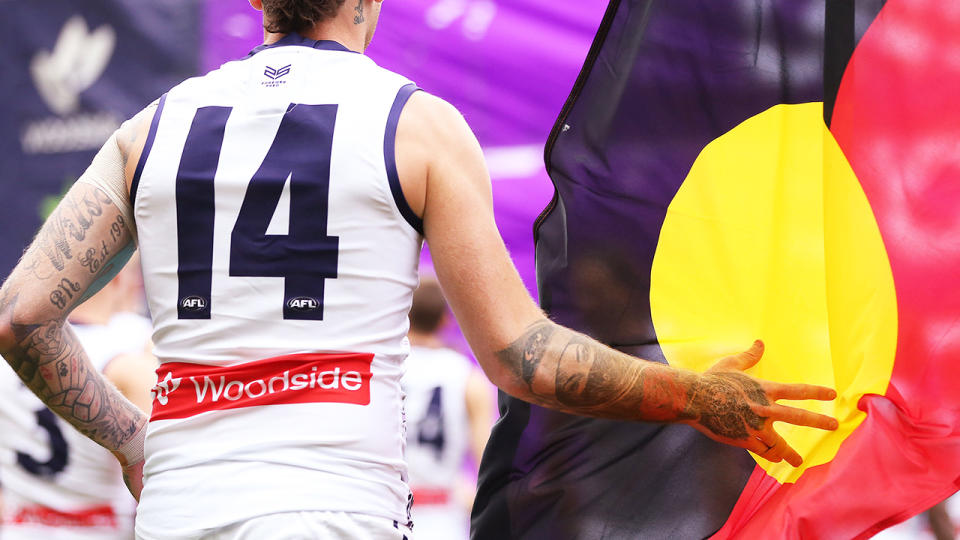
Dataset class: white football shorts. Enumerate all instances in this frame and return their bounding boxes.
[136,511,413,540]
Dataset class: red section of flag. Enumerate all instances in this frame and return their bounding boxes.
[151,352,374,421]
[715,1,960,537]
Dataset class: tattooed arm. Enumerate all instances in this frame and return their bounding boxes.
[495,322,837,465]
[401,91,837,467]
[0,107,154,497]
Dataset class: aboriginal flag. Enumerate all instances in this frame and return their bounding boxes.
[473,1,960,539]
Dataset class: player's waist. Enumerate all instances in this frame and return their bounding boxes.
[145,359,407,477]
[150,351,379,420]
[137,460,410,533]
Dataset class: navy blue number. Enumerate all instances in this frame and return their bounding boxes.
[229,104,340,320]
[417,386,445,458]
[17,408,69,477]
[176,107,230,319]
[175,104,340,320]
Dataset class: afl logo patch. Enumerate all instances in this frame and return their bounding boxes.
[287,297,319,311]
[180,296,208,311]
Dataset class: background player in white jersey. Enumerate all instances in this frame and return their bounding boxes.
[0,0,842,538]
[403,279,494,540]
[0,266,155,540]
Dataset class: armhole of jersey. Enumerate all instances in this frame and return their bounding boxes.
[384,83,424,235]
[129,93,168,206]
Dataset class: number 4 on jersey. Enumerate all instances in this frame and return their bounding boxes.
[176,104,340,321]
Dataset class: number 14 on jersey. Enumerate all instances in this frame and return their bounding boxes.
[175,104,340,321]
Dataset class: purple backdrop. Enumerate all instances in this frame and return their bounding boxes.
[201,1,607,299]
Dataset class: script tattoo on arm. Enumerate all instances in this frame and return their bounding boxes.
[37,190,112,271]
[49,278,82,309]
[496,319,770,441]
[0,181,146,454]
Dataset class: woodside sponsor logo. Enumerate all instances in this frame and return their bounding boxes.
[150,352,374,420]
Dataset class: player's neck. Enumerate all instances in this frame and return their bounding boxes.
[408,331,445,349]
[262,17,367,54]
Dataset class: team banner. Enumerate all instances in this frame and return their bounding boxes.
[475,0,960,538]
[0,1,203,278]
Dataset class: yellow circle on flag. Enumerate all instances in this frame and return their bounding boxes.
[649,103,898,483]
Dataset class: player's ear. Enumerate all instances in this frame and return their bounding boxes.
[249,0,264,12]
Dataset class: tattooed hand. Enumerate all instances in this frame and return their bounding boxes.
[682,341,838,467]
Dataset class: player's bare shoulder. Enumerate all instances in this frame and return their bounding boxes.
[397,92,477,156]
[395,91,488,221]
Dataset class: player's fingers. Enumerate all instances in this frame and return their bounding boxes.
[756,430,802,467]
[769,404,839,431]
[745,435,780,461]
[765,381,837,402]
[711,340,764,372]
[776,436,803,467]
[749,433,793,465]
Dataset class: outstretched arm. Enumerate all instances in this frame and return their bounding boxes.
[0,106,154,496]
[396,91,837,467]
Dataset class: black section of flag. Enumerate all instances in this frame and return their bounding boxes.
[823,1,855,126]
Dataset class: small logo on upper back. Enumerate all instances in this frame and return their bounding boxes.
[262,64,291,87]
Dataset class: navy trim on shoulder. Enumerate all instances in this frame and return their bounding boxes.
[384,83,423,235]
[130,93,167,205]
[244,33,355,59]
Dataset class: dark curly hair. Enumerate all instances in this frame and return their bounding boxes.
[262,0,348,34]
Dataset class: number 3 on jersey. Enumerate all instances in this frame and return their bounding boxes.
[176,104,339,321]
[17,408,69,477]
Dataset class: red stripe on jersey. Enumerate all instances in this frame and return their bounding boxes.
[8,504,118,528]
[151,352,374,421]
[412,487,451,506]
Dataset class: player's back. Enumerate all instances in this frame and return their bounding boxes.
[131,34,423,537]
[0,324,136,540]
[402,345,474,540]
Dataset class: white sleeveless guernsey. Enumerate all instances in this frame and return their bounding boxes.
[131,35,422,537]
[0,323,140,540]
[402,346,474,540]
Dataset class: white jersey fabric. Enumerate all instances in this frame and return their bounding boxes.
[402,346,473,540]
[0,323,140,540]
[131,34,422,538]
